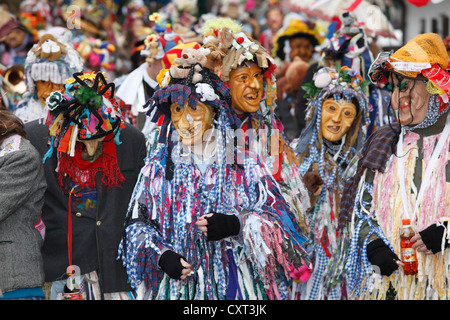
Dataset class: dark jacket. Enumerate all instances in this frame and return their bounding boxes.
[25,120,146,293]
[0,136,46,293]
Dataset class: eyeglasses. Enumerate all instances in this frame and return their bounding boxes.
[386,78,427,93]
[386,80,408,92]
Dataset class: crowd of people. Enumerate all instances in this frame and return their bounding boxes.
[1,0,450,301]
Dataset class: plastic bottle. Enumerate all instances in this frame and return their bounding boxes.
[400,219,418,275]
[63,266,82,300]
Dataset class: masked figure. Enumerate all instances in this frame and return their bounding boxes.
[201,17,311,229]
[25,71,146,299]
[294,65,370,299]
[15,29,84,123]
[342,33,450,300]
[118,54,311,300]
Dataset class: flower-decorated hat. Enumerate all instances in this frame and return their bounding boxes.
[296,65,370,158]
[201,17,276,83]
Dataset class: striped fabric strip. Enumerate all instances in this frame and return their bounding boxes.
[339,123,400,230]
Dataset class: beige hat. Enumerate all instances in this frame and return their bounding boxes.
[0,10,20,40]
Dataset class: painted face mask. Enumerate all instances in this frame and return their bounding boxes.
[368,33,450,129]
[79,136,105,162]
[228,63,264,114]
[36,80,65,105]
[296,65,370,176]
[171,101,214,146]
[320,98,357,142]
[389,75,431,126]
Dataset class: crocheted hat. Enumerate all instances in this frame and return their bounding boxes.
[272,18,324,61]
[368,33,450,104]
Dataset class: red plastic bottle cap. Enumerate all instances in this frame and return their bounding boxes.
[402,219,411,225]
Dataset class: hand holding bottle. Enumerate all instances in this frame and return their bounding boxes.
[411,233,434,255]
[411,221,449,254]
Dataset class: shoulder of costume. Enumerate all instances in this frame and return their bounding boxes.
[120,121,145,136]
[0,135,22,157]
[24,119,50,142]
[358,122,400,172]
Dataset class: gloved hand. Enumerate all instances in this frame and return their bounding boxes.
[366,238,400,276]
[415,222,449,254]
[196,213,240,241]
[158,250,191,280]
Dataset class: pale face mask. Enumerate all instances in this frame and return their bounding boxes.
[171,101,214,146]
[320,98,357,142]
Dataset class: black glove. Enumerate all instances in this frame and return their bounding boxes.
[366,238,400,276]
[419,222,449,254]
[205,213,240,241]
[158,250,186,279]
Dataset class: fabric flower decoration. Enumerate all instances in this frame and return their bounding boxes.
[289,263,313,283]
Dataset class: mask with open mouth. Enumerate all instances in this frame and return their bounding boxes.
[296,65,370,177]
[228,63,264,114]
[320,98,357,142]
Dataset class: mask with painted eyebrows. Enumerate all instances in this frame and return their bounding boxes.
[320,98,357,142]
[228,63,264,114]
[170,100,215,146]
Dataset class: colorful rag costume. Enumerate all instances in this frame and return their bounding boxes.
[200,19,312,244]
[293,65,370,299]
[25,71,146,299]
[118,64,311,300]
[343,33,450,299]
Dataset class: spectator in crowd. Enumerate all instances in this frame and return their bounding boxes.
[0,109,46,300]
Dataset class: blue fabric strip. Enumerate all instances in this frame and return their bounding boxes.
[226,248,243,300]
[0,287,45,299]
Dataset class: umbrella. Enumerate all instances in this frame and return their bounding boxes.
[282,0,397,39]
